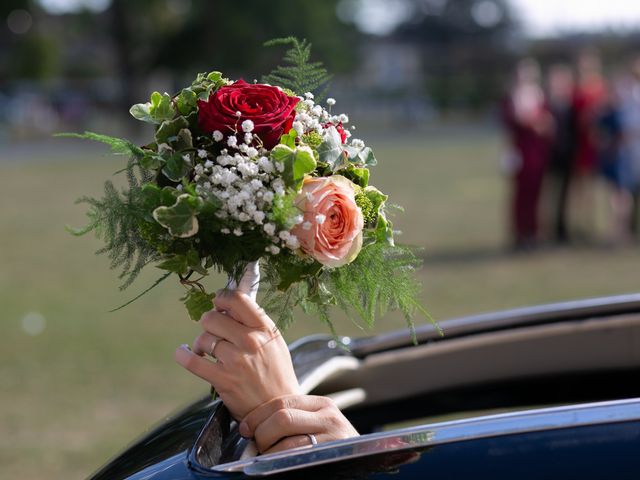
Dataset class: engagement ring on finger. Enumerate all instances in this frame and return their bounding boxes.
[306,433,318,446]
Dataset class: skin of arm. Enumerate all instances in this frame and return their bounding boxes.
[174,289,359,453]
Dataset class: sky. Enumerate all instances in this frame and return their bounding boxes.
[336,0,640,37]
[30,0,640,38]
[511,0,640,37]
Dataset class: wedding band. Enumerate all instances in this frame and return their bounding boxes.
[209,336,220,358]
[306,433,318,446]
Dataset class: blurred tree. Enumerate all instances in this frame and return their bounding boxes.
[107,0,358,110]
[1,1,60,81]
[393,0,519,112]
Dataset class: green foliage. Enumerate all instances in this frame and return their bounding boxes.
[269,191,299,230]
[181,289,216,322]
[262,242,436,342]
[55,132,145,159]
[152,194,204,238]
[344,144,377,167]
[317,126,348,170]
[270,144,316,191]
[301,131,323,149]
[341,166,370,188]
[130,91,176,125]
[355,190,376,225]
[262,37,332,100]
[69,159,160,290]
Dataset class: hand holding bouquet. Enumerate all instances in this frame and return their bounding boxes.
[65,38,433,338]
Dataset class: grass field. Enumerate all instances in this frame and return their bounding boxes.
[2,125,640,479]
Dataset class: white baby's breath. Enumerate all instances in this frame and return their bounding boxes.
[241,119,254,133]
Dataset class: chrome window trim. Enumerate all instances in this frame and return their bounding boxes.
[211,397,640,476]
[354,293,640,355]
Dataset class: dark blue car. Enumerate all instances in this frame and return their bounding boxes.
[91,294,640,479]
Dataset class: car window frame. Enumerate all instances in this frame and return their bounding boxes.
[191,397,640,477]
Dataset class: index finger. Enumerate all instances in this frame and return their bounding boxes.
[214,289,274,329]
[240,395,332,438]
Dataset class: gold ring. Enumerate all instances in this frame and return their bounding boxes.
[209,336,220,358]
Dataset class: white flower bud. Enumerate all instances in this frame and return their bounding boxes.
[242,119,254,132]
[326,98,336,106]
[263,223,276,236]
[213,130,223,142]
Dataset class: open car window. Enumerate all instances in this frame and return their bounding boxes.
[188,295,640,476]
[194,398,640,477]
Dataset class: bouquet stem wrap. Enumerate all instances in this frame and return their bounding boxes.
[227,261,260,301]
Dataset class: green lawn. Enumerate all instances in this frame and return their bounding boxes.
[2,127,639,479]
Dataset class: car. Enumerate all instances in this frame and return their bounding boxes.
[90,293,640,479]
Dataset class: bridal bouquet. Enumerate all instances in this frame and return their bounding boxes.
[65,38,433,338]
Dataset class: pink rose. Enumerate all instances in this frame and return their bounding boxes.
[291,175,364,268]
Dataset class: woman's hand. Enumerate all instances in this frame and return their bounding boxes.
[174,289,301,420]
[239,394,359,454]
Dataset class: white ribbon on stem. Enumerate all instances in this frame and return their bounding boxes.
[226,261,260,300]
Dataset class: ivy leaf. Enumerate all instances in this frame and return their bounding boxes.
[186,249,208,276]
[342,166,369,187]
[279,128,298,148]
[364,186,388,217]
[130,91,175,124]
[270,144,317,191]
[161,152,191,182]
[375,214,394,246]
[364,187,393,245]
[155,116,189,145]
[344,145,377,167]
[207,71,223,83]
[176,89,197,116]
[157,254,189,275]
[181,288,215,321]
[139,152,164,170]
[152,194,203,238]
[175,128,193,150]
[318,126,348,170]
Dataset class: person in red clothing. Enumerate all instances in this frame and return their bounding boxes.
[502,58,553,249]
[572,51,608,239]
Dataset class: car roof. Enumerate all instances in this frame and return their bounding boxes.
[353,293,640,355]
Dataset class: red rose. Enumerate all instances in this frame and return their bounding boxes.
[197,79,300,149]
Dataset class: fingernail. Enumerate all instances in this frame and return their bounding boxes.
[239,421,250,438]
[180,344,191,351]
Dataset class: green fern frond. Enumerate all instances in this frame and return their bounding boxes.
[55,132,145,158]
[262,37,332,100]
[262,242,435,342]
[71,159,160,290]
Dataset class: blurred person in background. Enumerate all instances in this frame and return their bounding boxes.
[619,57,640,239]
[545,64,577,244]
[596,81,633,245]
[571,51,608,241]
[502,58,553,250]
